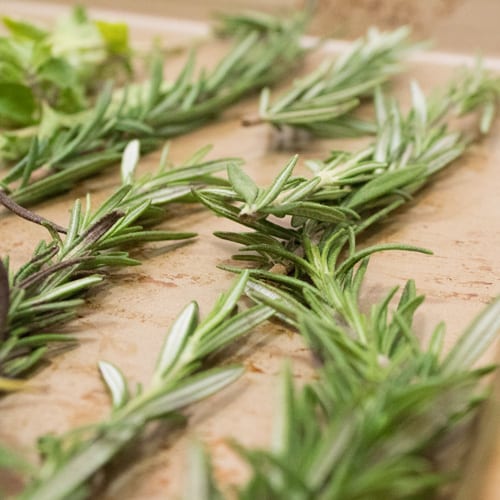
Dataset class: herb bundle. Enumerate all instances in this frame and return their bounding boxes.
[243,26,414,137]
[0,12,305,206]
[0,142,236,380]
[16,272,272,500]
[0,6,130,131]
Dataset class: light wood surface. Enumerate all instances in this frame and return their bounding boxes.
[21,0,500,56]
[0,3,499,498]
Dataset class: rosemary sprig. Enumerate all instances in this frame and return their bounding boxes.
[243,26,414,137]
[17,272,273,500]
[0,12,305,206]
[187,64,500,499]
[0,142,236,379]
[197,66,499,251]
[230,271,500,499]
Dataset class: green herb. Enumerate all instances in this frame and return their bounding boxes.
[18,272,273,500]
[0,441,33,496]
[192,265,499,499]
[216,9,309,37]
[0,11,305,206]
[185,67,500,498]
[0,6,131,129]
[243,26,415,137]
[0,142,236,379]
[186,441,224,500]
[197,66,499,250]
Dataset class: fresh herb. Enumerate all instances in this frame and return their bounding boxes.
[243,26,415,137]
[185,67,500,498]
[0,12,305,206]
[0,142,236,380]
[191,265,500,499]
[17,272,272,500]
[0,6,130,129]
[197,67,499,251]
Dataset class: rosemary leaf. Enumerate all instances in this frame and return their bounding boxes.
[188,62,500,499]
[189,261,499,499]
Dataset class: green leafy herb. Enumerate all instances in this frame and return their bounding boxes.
[187,67,500,498]
[0,11,305,206]
[199,67,499,246]
[0,143,236,379]
[18,272,272,500]
[234,275,499,499]
[243,26,415,137]
[0,6,131,128]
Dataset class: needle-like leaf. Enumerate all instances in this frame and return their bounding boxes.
[0,11,306,206]
[18,273,273,499]
[245,26,415,137]
[0,143,235,379]
[190,62,500,499]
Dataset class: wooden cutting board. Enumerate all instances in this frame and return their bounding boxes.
[0,2,498,498]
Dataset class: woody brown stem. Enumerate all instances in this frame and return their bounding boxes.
[242,113,264,126]
[0,190,67,234]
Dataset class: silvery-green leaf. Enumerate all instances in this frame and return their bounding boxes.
[20,276,103,308]
[306,417,356,489]
[21,416,143,500]
[141,366,243,420]
[196,304,274,358]
[98,361,129,410]
[272,362,294,454]
[259,87,271,116]
[155,301,199,379]
[410,80,427,127]
[121,139,140,185]
[185,442,221,500]
[228,164,259,206]
[374,122,391,163]
[267,201,351,224]
[184,144,213,166]
[63,200,82,250]
[443,297,500,375]
[206,31,259,91]
[374,86,388,125]
[346,165,426,209]
[195,271,250,341]
[255,154,298,209]
[335,243,432,278]
[280,176,321,204]
[480,101,495,134]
